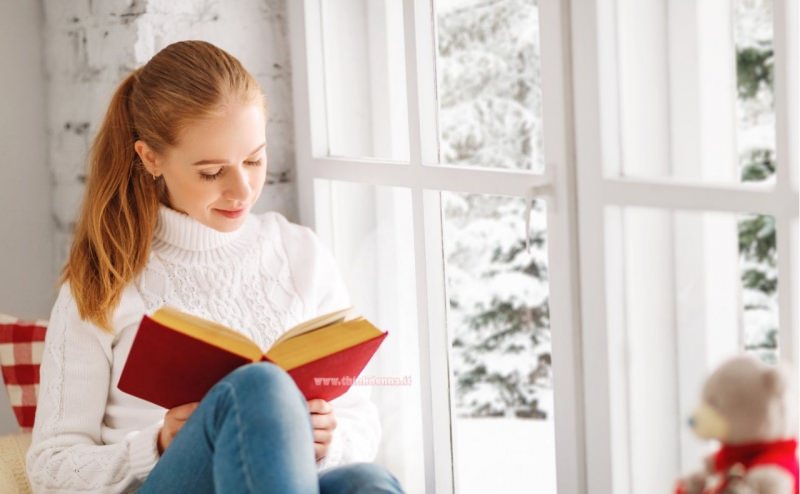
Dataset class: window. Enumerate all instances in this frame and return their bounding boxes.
[289,0,799,492]
[573,0,799,492]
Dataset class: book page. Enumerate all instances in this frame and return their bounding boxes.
[151,305,263,361]
[266,318,383,370]
[270,306,356,347]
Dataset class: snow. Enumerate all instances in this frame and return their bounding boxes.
[453,417,557,493]
[735,0,773,48]
[431,0,777,487]
[733,0,778,361]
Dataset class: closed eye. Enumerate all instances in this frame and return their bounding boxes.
[199,159,263,181]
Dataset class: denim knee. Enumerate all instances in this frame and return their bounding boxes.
[223,362,304,403]
[320,462,405,494]
[226,362,289,387]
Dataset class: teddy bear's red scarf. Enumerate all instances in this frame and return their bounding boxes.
[712,438,799,493]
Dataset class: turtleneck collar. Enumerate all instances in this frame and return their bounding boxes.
[153,204,247,252]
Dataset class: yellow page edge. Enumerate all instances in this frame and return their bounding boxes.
[266,318,383,370]
[150,306,263,362]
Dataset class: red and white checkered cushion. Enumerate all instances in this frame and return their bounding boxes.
[0,315,47,432]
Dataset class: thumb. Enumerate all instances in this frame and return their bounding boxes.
[308,399,332,414]
[171,401,200,420]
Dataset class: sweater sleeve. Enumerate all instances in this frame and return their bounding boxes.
[26,284,162,494]
[275,214,382,470]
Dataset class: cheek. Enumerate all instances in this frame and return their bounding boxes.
[251,166,267,190]
[168,174,219,205]
[187,177,213,195]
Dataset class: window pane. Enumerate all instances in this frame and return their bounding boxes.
[735,0,775,185]
[320,0,410,161]
[442,192,555,493]
[435,0,544,172]
[315,180,423,492]
[613,0,775,184]
[604,206,779,492]
[739,212,778,363]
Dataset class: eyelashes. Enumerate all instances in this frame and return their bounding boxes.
[199,160,264,181]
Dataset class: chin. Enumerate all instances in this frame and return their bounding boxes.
[210,217,247,232]
[205,208,250,231]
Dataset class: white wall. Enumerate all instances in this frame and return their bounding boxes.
[45,0,299,272]
[0,0,54,434]
[0,0,299,438]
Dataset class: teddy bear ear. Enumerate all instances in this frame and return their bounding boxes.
[763,367,787,395]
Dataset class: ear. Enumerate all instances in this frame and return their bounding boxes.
[134,140,161,178]
[763,367,786,395]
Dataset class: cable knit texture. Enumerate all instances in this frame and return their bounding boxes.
[26,205,381,493]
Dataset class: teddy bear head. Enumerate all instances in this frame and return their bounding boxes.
[690,355,791,445]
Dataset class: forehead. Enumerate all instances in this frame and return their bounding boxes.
[173,102,266,157]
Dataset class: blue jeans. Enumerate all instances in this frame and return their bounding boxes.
[138,362,404,493]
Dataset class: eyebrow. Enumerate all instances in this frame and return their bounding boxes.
[191,143,267,166]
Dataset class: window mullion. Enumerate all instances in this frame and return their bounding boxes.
[774,0,800,195]
[776,215,798,366]
[411,0,440,166]
[570,0,625,490]
[307,158,553,196]
[410,187,455,493]
[539,0,587,492]
[288,0,326,227]
[600,179,797,216]
[404,0,455,491]
[773,0,800,369]
[402,0,423,166]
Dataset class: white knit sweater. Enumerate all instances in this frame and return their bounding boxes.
[26,205,381,493]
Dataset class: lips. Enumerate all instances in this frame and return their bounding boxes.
[214,208,246,219]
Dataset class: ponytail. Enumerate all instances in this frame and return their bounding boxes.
[61,69,160,332]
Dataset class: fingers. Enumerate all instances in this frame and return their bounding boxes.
[159,402,200,455]
[313,428,333,444]
[307,399,332,414]
[311,412,337,431]
[307,401,334,461]
[314,442,326,461]
[169,402,200,421]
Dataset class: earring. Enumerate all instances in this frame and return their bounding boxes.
[152,173,159,181]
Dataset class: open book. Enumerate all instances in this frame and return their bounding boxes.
[118,306,388,409]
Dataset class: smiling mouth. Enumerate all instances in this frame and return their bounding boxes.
[214,207,246,218]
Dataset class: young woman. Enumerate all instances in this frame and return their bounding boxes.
[25,40,404,494]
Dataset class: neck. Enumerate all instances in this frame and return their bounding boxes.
[151,204,258,263]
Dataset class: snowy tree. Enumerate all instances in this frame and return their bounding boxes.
[437,0,543,172]
[438,0,779,419]
[735,0,778,363]
[437,0,551,418]
[443,193,551,418]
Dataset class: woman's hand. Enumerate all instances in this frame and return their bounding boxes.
[157,402,200,455]
[308,399,337,461]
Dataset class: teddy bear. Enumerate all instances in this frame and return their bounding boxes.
[675,354,798,494]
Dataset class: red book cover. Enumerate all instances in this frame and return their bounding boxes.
[118,313,388,409]
[277,332,388,401]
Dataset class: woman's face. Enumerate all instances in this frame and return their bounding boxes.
[135,100,268,233]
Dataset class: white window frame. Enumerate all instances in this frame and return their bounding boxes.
[288,0,799,492]
[289,0,583,492]
[572,0,800,492]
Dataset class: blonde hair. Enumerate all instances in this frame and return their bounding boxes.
[62,40,265,332]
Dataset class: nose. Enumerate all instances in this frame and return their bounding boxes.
[224,165,252,204]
